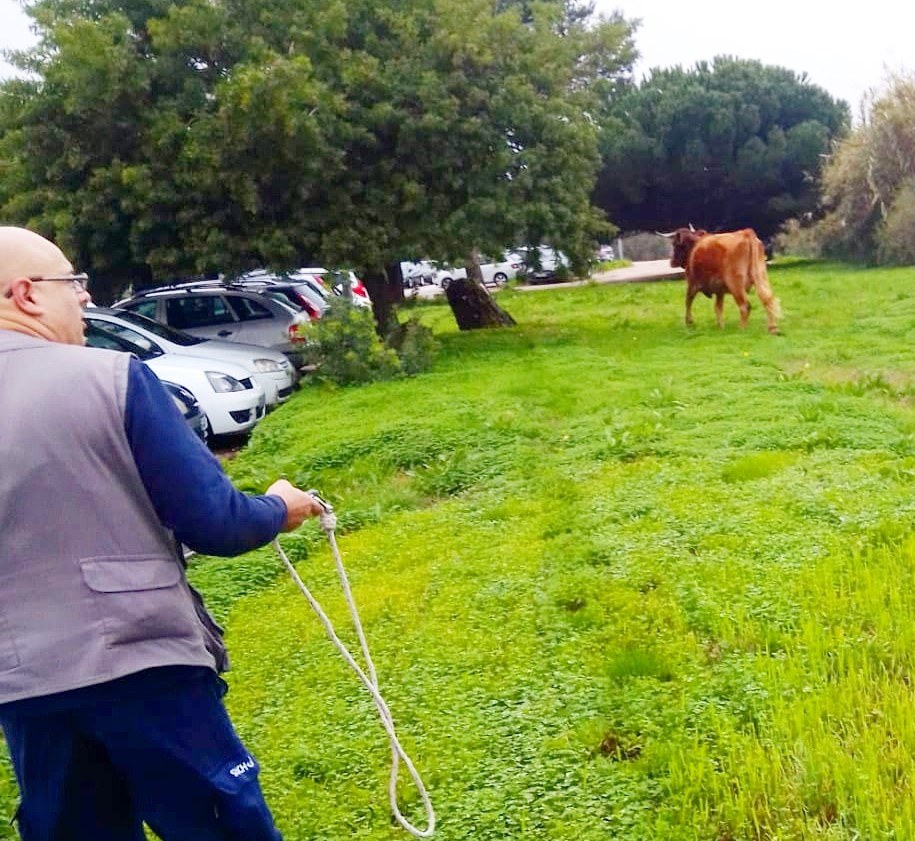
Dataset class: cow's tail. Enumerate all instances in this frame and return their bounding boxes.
[748,235,781,333]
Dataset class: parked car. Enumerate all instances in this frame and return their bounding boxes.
[518,245,570,283]
[113,283,310,367]
[163,380,209,442]
[596,244,616,261]
[238,268,372,310]
[84,307,297,406]
[326,270,373,308]
[400,261,435,289]
[399,255,522,289]
[231,274,331,321]
[84,322,267,437]
[429,263,467,289]
[479,253,525,287]
[398,260,468,290]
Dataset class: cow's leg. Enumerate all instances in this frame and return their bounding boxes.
[714,292,725,328]
[733,289,750,328]
[685,286,698,327]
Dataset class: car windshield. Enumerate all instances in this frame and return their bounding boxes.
[84,322,163,361]
[107,308,206,346]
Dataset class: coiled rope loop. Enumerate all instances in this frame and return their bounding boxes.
[271,498,435,838]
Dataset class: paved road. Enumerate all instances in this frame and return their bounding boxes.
[404,261,683,299]
[516,260,683,291]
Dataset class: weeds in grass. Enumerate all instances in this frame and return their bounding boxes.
[9,261,915,840]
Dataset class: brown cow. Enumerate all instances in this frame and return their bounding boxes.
[663,228,781,333]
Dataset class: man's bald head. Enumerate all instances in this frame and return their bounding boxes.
[0,227,73,288]
[0,227,89,345]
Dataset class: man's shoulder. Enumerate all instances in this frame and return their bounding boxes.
[0,329,129,374]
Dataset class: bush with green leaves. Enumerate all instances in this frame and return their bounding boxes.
[299,304,438,385]
[386,316,439,376]
[299,301,401,386]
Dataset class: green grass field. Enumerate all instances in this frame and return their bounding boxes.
[7,259,915,839]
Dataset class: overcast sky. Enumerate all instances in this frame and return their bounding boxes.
[1,0,911,117]
[600,0,913,118]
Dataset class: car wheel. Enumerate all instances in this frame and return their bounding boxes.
[494,272,508,284]
[440,277,452,290]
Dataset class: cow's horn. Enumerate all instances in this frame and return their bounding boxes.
[689,222,696,232]
[655,230,676,238]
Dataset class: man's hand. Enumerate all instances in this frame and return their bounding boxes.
[266,479,326,531]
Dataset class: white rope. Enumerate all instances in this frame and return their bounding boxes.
[271,505,435,838]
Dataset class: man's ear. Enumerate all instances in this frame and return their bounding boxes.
[6,279,42,315]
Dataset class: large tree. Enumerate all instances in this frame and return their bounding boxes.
[594,57,849,239]
[0,0,637,329]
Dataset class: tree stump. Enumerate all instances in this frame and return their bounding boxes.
[445,278,516,330]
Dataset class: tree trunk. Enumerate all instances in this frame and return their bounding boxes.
[445,250,516,330]
[361,264,405,336]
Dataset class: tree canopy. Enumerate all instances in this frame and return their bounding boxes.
[0,0,637,311]
[594,57,849,239]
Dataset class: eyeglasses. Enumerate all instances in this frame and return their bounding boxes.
[29,273,90,293]
[2,272,90,299]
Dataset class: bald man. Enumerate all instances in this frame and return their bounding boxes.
[0,227,320,840]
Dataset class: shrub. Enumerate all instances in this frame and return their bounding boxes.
[298,301,401,385]
[620,231,672,261]
[877,179,915,265]
[815,72,915,264]
[772,218,823,258]
[299,304,439,386]
[386,316,439,375]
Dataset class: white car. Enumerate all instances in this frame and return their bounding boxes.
[479,252,525,286]
[400,261,435,288]
[85,308,296,406]
[145,355,266,436]
[429,264,467,289]
[399,260,468,289]
[400,256,522,289]
[84,322,267,436]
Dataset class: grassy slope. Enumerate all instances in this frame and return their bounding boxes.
[6,260,915,839]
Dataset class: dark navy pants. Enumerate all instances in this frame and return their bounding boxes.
[0,666,283,841]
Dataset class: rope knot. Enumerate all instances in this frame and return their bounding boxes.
[319,510,337,532]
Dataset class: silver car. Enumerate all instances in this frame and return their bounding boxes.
[114,283,309,367]
[85,308,296,406]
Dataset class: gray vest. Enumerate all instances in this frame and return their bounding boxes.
[0,330,220,703]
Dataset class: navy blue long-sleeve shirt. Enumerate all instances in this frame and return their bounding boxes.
[124,358,286,556]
